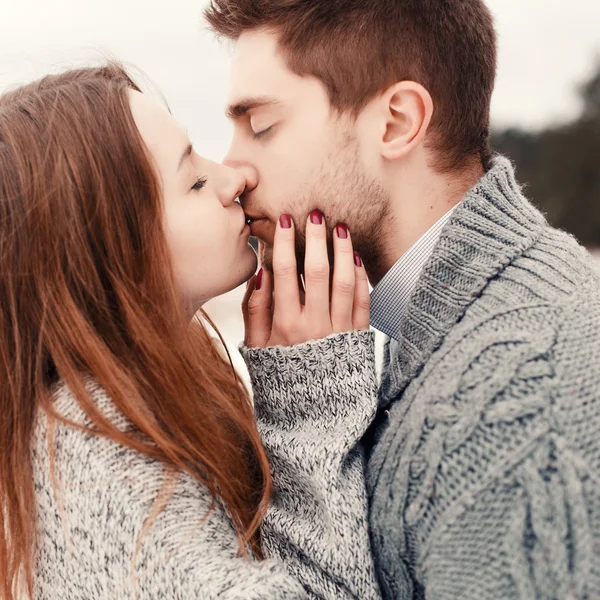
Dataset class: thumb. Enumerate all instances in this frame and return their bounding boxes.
[242,268,273,348]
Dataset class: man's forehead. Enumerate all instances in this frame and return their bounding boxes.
[232,29,280,65]
[227,30,291,101]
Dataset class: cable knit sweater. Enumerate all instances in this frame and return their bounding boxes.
[366,156,600,599]
[32,332,382,599]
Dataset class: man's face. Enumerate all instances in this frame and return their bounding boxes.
[224,30,389,272]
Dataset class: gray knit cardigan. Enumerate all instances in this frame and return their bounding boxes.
[32,332,382,599]
[364,156,600,599]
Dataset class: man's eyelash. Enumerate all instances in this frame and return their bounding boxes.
[253,126,273,140]
[192,176,207,191]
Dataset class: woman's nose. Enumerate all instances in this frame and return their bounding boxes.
[221,157,258,195]
[214,164,247,207]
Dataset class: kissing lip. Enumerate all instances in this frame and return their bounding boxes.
[247,217,271,240]
[244,213,268,224]
[240,220,251,235]
[243,209,264,220]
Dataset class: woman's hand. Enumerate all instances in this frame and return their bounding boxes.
[243,210,370,348]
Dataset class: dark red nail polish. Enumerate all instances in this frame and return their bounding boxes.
[255,268,263,290]
[279,214,292,229]
[354,252,363,267]
[310,209,323,225]
[336,224,348,239]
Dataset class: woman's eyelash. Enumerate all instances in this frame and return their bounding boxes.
[253,126,273,140]
[192,176,207,191]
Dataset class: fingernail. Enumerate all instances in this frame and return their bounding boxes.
[354,252,362,267]
[279,214,292,229]
[336,224,348,239]
[310,209,323,225]
[255,268,263,290]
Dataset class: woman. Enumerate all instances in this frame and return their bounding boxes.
[0,63,381,599]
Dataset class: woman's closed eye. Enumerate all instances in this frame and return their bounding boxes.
[191,176,207,191]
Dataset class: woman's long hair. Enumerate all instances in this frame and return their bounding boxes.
[0,63,271,600]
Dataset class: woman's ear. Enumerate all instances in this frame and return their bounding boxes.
[380,81,433,161]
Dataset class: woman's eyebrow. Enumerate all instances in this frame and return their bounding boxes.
[177,143,193,171]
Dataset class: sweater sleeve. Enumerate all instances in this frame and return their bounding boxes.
[34,401,317,599]
[239,330,382,600]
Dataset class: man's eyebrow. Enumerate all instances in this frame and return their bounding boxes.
[226,97,280,120]
[177,143,193,171]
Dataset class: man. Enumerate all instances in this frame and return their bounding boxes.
[206,1,600,598]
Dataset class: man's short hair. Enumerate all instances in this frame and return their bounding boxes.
[206,0,497,172]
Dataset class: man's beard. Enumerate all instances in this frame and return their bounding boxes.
[260,138,390,279]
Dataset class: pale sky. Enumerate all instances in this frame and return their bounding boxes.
[0,0,598,160]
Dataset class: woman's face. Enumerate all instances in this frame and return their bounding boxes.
[129,90,257,315]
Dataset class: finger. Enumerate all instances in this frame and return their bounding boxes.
[330,224,356,333]
[242,268,273,347]
[352,251,371,330]
[303,210,331,333]
[272,214,302,325]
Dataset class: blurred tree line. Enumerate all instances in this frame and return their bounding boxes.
[492,63,600,247]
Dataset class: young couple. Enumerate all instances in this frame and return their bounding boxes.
[2,0,599,598]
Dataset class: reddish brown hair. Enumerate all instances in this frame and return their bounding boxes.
[0,63,270,599]
[205,0,497,172]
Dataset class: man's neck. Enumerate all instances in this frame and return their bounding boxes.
[366,162,484,287]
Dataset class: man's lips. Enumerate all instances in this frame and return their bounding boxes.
[245,214,269,228]
[246,216,271,239]
[244,213,266,223]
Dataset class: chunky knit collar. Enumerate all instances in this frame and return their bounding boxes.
[379,155,548,407]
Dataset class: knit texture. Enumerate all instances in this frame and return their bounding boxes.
[367,156,600,599]
[32,330,382,599]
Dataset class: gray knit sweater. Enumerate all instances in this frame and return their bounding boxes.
[32,333,382,598]
[365,156,600,599]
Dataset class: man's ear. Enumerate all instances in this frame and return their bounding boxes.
[379,81,433,160]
